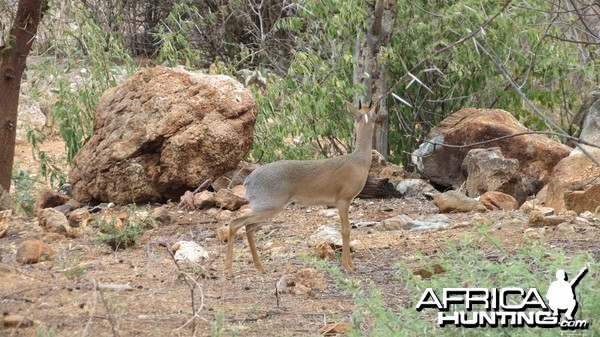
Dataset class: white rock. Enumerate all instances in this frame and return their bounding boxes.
[172,241,209,263]
[307,225,342,248]
[396,179,437,198]
[406,214,450,231]
[318,209,338,218]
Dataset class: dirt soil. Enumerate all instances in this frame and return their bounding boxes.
[1,138,599,337]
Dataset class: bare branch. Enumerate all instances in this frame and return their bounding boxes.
[423,130,600,150]
[473,38,600,167]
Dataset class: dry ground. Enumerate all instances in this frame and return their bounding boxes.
[1,138,598,337]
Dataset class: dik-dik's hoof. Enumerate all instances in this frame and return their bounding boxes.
[342,261,356,273]
[255,264,265,273]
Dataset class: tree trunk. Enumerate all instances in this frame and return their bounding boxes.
[352,0,397,158]
[357,176,402,199]
[0,0,48,192]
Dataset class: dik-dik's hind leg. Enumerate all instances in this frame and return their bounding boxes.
[225,208,281,276]
[225,215,247,277]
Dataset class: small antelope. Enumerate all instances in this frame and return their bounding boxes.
[225,101,377,276]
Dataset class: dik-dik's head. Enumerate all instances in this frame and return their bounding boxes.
[345,100,379,127]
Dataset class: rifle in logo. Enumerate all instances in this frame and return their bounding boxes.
[546,266,588,321]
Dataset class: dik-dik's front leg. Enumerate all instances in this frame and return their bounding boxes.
[337,200,355,272]
[245,224,264,272]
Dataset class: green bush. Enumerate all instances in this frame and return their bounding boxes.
[10,169,40,216]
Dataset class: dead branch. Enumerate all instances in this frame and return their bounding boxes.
[92,279,120,337]
[165,242,205,336]
[422,130,600,150]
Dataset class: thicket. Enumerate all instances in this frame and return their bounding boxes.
[3,0,599,184]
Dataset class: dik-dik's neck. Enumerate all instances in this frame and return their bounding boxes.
[352,122,374,163]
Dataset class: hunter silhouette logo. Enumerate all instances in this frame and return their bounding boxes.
[415,266,590,329]
[547,267,588,321]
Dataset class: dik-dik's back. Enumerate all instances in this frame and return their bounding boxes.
[244,152,372,210]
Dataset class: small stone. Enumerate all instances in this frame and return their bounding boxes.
[171,241,209,264]
[151,206,173,226]
[68,208,92,227]
[319,209,338,218]
[433,190,487,213]
[524,228,541,239]
[230,185,246,198]
[216,210,233,221]
[275,268,324,297]
[349,239,363,250]
[479,191,518,211]
[396,179,437,198]
[353,221,380,228]
[193,190,215,209]
[216,225,244,242]
[214,189,248,211]
[101,215,124,231]
[38,208,75,236]
[555,223,576,233]
[261,224,272,234]
[579,211,597,220]
[205,207,219,216]
[405,214,450,231]
[111,211,128,222]
[528,211,574,227]
[307,226,342,248]
[3,314,34,328]
[407,263,445,279]
[16,240,54,264]
[519,200,555,214]
[316,242,336,259]
[380,214,412,231]
[573,217,592,226]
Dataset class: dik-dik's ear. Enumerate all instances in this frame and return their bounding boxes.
[345,101,361,119]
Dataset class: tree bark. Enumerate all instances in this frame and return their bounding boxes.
[352,0,397,158]
[0,0,48,192]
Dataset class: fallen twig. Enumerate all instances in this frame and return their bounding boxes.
[92,279,120,337]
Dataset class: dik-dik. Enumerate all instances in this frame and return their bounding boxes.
[225,101,377,276]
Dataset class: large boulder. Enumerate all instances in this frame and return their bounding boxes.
[412,108,571,196]
[69,67,257,204]
[462,147,527,204]
[369,150,405,184]
[545,149,600,214]
[572,91,600,155]
[544,94,600,213]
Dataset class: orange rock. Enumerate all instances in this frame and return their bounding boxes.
[16,240,54,264]
[545,150,600,213]
[479,191,518,211]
